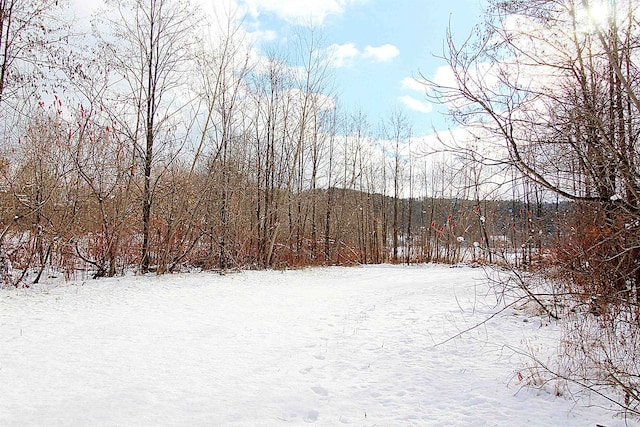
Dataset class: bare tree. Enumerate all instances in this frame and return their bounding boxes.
[193,6,252,270]
[384,108,411,263]
[94,0,200,273]
[0,0,66,115]
[427,0,640,414]
[0,0,69,282]
[248,51,293,267]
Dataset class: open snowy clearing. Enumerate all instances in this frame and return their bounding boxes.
[0,264,634,426]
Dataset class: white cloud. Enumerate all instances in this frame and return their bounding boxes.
[363,44,399,62]
[69,0,100,18]
[246,28,278,44]
[399,95,433,114]
[401,76,427,92]
[432,65,458,88]
[327,43,399,68]
[327,43,360,68]
[241,0,362,25]
[400,67,458,96]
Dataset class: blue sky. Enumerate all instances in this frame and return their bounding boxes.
[239,0,487,136]
[71,0,487,137]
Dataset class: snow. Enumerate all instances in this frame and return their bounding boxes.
[0,264,634,426]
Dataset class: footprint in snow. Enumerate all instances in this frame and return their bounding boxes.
[304,409,319,423]
[299,365,313,374]
[311,386,329,396]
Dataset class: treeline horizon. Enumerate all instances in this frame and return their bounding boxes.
[2,168,563,282]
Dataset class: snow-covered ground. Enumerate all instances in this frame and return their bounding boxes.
[0,264,634,426]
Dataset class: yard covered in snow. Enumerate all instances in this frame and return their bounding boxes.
[0,264,635,426]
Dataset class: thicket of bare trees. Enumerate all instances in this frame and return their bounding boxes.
[428,0,640,416]
[0,0,534,285]
[0,0,579,346]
